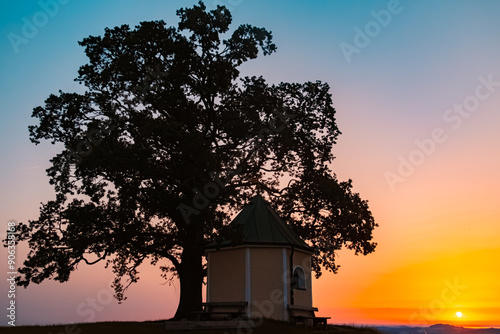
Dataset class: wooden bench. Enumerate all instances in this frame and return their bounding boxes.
[288,305,331,328]
[191,301,248,321]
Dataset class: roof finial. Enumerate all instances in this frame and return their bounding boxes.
[250,177,262,194]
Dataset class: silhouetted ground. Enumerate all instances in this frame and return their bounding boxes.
[376,324,500,334]
[1,319,382,334]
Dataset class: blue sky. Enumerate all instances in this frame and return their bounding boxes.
[1,0,500,326]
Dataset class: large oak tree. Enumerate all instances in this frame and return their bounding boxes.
[13,2,377,319]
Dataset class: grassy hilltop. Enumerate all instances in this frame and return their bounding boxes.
[1,319,382,334]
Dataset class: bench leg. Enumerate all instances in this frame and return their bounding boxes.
[314,319,327,329]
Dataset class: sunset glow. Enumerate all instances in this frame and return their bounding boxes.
[1,0,500,328]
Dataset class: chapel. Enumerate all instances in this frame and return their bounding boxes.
[205,195,319,321]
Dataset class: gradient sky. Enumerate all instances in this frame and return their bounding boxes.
[1,0,499,328]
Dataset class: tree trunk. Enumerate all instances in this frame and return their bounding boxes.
[172,245,204,320]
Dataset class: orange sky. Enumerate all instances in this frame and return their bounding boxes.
[312,130,500,327]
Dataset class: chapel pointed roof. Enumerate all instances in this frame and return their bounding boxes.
[206,195,312,252]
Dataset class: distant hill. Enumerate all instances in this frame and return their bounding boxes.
[376,324,500,334]
[0,319,381,334]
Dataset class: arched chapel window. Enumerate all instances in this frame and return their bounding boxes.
[292,266,306,290]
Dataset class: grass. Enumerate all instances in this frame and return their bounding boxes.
[0,319,383,334]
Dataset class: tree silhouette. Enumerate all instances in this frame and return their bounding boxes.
[13,1,377,320]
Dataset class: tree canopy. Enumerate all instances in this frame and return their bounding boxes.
[12,1,377,319]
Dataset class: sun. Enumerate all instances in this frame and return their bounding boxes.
[456,311,463,318]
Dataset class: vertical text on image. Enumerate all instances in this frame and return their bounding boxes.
[6,221,17,326]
